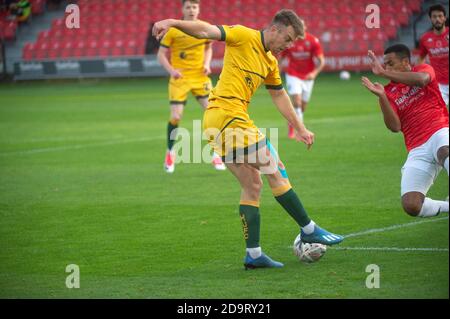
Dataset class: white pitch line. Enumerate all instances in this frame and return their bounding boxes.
[288,217,449,251]
[0,114,377,157]
[0,136,164,157]
[343,216,449,239]
[330,246,449,252]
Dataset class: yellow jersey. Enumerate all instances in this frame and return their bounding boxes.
[208,25,283,113]
[160,25,210,77]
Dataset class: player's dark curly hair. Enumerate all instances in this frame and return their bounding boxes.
[384,44,411,62]
[428,4,447,17]
[271,9,305,39]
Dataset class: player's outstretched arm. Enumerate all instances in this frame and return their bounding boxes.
[153,19,222,41]
[368,50,430,87]
[268,88,315,149]
[361,77,401,132]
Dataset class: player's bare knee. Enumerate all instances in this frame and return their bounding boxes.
[171,112,183,122]
[292,96,302,108]
[251,178,263,195]
[437,145,449,165]
[302,102,308,112]
[401,196,422,217]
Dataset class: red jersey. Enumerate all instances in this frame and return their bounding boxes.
[281,32,323,80]
[419,28,449,85]
[384,64,449,152]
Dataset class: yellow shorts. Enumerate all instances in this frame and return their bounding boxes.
[169,75,212,104]
[203,106,266,160]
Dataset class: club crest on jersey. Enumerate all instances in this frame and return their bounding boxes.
[401,87,410,94]
[245,76,253,89]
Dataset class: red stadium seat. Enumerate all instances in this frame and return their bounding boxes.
[48,42,61,59]
[111,39,124,56]
[60,41,74,58]
[124,40,138,56]
[98,40,112,57]
[73,41,86,57]
[35,41,49,59]
[22,42,36,60]
[86,40,99,57]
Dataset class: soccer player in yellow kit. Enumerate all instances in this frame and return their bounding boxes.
[153,10,343,269]
[157,0,225,173]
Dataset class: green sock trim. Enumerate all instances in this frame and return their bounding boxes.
[275,189,311,227]
[239,205,260,248]
[167,122,178,150]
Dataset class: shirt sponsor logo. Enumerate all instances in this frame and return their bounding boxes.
[394,86,423,110]
[429,46,449,56]
[292,51,311,59]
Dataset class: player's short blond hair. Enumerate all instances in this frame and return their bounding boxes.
[271,9,305,39]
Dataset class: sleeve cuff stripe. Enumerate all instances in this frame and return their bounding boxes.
[217,25,226,41]
[265,84,284,90]
[160,44,169,48]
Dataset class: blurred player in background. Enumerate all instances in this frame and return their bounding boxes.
[153,10,343,270]
[418,4,449,106]
[157,0,225,173]
[362,45,449,218]
[280,25,325,138]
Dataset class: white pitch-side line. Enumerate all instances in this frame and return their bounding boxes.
[0,136,164,157]
[330,246,448,252]
[288,217,449,250]
[343,216,449,239]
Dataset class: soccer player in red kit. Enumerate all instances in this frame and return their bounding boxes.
[362,45,449,218]
[418,4,449,106]
[280,28,325,138]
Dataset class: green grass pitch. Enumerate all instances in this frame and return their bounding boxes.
[0,73,448,298]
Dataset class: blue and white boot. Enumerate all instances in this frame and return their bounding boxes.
[244,252,284,270]
[300,225,344,245]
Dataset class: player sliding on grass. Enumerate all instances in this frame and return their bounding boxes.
[362,45,449,218]
[153,10,344,270]
[157,0,225,173]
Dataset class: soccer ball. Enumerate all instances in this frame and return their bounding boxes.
[293,234,327,263]
[339,70,351,80]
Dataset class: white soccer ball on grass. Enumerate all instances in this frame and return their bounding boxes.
[293,234,327,263]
